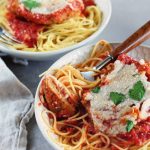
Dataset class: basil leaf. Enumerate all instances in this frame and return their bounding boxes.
[126,120,134,132]
[23,0,41,10]
[110,92,126,105]
[128,81,145,101]
[92,87,100,93]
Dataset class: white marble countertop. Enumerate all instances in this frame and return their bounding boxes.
[3,0,150,150]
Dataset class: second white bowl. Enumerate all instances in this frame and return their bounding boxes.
[0,0,112,60]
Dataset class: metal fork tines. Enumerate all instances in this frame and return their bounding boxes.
[0,26,21,45]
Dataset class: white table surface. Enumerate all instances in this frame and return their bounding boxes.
[4,0,150,150]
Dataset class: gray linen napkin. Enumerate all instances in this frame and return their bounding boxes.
[0,58,34,150]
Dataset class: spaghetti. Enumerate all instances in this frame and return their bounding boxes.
[0,0,102,52]
[39,40,150,150]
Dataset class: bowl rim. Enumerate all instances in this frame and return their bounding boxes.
[34,42,150,150]
[0,0,112,58]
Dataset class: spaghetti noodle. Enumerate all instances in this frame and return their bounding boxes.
[39,40,150,150]
[0,0,102,52]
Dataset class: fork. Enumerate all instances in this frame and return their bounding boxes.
[81,20,150,81]
[0,26,21,45]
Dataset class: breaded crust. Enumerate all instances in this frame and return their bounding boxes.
[8,0,84,25]
[39,74,79,118]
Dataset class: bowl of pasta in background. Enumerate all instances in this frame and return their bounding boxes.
[0,0,111,60]
[35,42,150,150]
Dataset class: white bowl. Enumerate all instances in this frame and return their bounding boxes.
[35,42,150,150]
[0,0,112,61]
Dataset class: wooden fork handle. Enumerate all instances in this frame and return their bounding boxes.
[111,20,150,58]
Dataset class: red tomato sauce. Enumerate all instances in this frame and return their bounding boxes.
[82,0,96,7]
[6,12,43,47]
[6,0,96,47]
[117,117,150,147]
[82,0,96,16]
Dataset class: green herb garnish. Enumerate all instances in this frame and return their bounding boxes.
[22,0,41,10]
[126,120,134,132]
[92,87,100,93]
[128,81,145,101]
[110,92,126,105]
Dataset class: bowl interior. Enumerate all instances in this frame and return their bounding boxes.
[35,43,150,150]
[0,0,112,60]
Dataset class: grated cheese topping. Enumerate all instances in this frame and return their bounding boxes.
[85,60,150,135]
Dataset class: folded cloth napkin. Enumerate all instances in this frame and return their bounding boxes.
[0,58,34,150]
